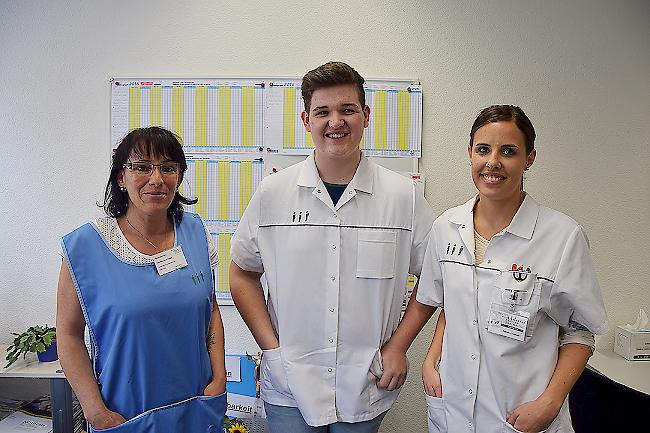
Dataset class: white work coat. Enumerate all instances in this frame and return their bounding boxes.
[231,153,434,426]
[417,194,607,433]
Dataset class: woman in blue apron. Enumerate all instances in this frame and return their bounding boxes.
[56,127,227,432]
[416,106,607,433]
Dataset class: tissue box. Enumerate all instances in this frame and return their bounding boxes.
[614,326,650,360]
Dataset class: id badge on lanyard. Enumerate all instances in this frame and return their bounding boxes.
[153,246,188,275]
[486,269,536,341]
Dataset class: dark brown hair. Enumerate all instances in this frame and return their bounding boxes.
[102,127,197,221]
[470,105,536,154]
[301,61,366,113]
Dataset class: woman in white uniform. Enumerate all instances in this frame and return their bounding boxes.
[416,105,607,433]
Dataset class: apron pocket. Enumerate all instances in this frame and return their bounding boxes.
[90,393,227,433]
[425,393,447,433]
[503,422,547,433]
[503,423,525,433]
[367,349,405,405]
[261,347,292,398]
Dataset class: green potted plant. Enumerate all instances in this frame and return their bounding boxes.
[4,325,57,368]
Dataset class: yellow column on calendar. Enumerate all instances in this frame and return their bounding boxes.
[218,87,231,146]
[397,90,410,151]
[217,233,231,293]
[239,161,253,218]
[407,274,416,287]
[195,86,207,146]
[194,160,207,219]
[306,131,314,148]
[373,91,387,150]
[242,86,255,147]
[283,87,296,148]
[129,86,141,131]
[172,86,184,139]
[150,86,162,127]
[218,161,230,220]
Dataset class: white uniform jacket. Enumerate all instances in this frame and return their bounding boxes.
[417,194,607,433]
[231,153,435,426]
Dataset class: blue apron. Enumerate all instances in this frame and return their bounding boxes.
[62,213,226,433]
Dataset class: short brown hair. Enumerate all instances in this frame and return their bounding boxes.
[301,61,366,113]
[470,105,536,155]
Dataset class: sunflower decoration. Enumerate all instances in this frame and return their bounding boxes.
[228,421,248,433]
[223,415,249,433]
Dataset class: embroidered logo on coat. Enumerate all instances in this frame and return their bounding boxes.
[191,271,206,285]
[292,210,310,223]
[446,243,464,256]
[511,263,532,282]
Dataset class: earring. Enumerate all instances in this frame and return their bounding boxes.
[120,186,126,192]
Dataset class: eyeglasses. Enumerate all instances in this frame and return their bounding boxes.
[123,161,180,176]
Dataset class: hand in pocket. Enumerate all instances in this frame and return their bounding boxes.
[89,408,127,430]
[262,347,292,396]
[422,360,443,397]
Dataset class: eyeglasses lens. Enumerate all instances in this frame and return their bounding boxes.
[128,162,179,175]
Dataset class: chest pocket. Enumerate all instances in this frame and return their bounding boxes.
[492,270,542,338]
[356,229,397,279]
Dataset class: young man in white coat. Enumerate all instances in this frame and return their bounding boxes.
[230,61,436,433]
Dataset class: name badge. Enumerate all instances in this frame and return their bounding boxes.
[487,303,529,342]
[153,246,188,275]
[497,270,536,306]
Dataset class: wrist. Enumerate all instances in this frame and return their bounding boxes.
[261,342,280,351]
[259,335,280,351]
[84,405,109,424]
[382,342,407,356]
[211,369,226,383]
[424,352,441,368]
[537,391,564,414]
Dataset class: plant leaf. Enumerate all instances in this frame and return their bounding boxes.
[5,354,18,368]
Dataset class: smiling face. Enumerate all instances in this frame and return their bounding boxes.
[469,121,536,204]
[301,84,370,163]
[118,152,181,219]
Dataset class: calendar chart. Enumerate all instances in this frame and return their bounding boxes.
[363,84,422,157]
[212,230,234,303]
[112,79,265,153]
[263,81,314,154]
[181,158,264,223]
[263,80,421,157]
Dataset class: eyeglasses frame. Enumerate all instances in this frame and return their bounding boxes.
[122,161,180,176]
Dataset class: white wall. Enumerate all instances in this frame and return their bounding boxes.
[1,1,648,431]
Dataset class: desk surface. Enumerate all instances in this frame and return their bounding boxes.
[0,344,64,379]
[588,348,650,395]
